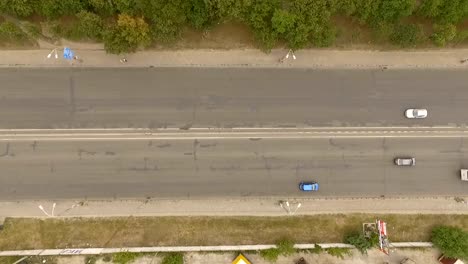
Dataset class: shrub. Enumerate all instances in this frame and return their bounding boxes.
[69,11,104,41]
[0,0,35,17]
[112,252,140,264]
[187,0,220,30]
[141,0,190,43]
[345,233,379,254]
[431,226,468,260]
[161,252,184,264]
[260,238,297,262]
[260,248,281,262]
[276,238,296,256]
[104,14,151,54]
[0,21,28,42]
[430,23,456,47]
[418,0,468,24]
[390,23,424,48]
[88,0,115,16]
[35,0,85,20]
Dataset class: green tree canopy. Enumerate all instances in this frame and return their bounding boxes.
[104,14,150,54]
[432,226,468,260]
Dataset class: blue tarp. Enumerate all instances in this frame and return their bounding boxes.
[63,47,74,60]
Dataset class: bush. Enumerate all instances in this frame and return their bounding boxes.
[276,238,296,256]
[325,247,352,259]
[390,23,424,48]
[375,0,415,23]
[88,0,115,16]
[260,248,281,262]
[104,14,151,54]
[345,233,379,254]
[453,30,468,44]
[260,238,297,262]
[243,0,280,51]
[187,0,220,30]
[69,11,104,41]
[431,226,468,260]
[431,23,456,47]
[0,21,28,42]
[418,0,468,24]
[141,0,190,43]
[161,252,184,264]
[112,252,140,264]
[0,0,35,17]
[35,0,86,20]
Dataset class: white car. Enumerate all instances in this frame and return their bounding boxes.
[394,157,416,166]
[405,108,427,119]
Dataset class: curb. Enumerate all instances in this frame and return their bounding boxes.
[0,243,433,257]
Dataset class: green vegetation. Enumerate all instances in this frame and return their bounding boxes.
[1,0,468,52]
[390,23,425,48]
[431,24,457,47]
[112,252,141,264]
[325,247,353,259]
[161,253,184,264]
[431,226,468,260]
[344,232,379,254]
[0,215,466,250]
[103,14,150,54]
[260,238,296,262]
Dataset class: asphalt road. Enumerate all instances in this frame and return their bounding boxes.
[0,68,467,129]
[1,131,467,200]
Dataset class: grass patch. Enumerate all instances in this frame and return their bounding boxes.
[161,252,184,264]
[112,252,141,264]
[0,214,466,250]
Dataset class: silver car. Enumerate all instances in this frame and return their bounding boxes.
[405,109,427,119]
[394,157,416,166]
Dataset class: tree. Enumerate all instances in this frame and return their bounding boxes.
[376,0,415,23]
[187,0,220,30]
[72,11,104,41]
[418,0,468,24]
[140,0,190,43]
[104,14,151,54]
[345,232,379,254]
[35,0,85,19]
[88,0,115,16]
[242,0,280,51]
[0,0,35,17]
[432,226,468,260]
[114,0,140,15]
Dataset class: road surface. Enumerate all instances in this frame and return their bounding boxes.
[0,129,467,200]
[0,68,467,129]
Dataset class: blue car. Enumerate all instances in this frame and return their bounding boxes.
[299,181,319,192]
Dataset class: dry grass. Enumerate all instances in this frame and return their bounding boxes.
[0,214,466,250]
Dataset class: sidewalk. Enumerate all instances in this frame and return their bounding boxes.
[2,48,468,68]
[1,197,466,219]
[0,248,442,264]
